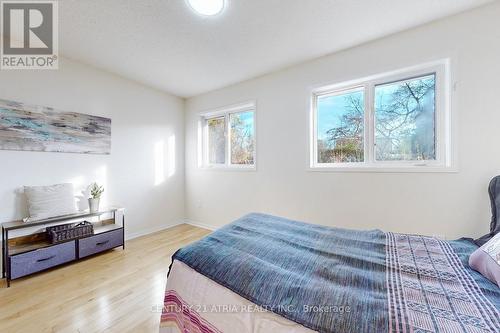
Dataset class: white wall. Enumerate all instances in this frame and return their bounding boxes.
[185,2,500,239]
[0,58,185,239]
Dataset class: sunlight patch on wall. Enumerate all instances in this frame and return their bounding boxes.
[155,141,165,186]
[197,119,203,168]
[69,176,85,189]
[167,135,176,178]
[95,165,108,208]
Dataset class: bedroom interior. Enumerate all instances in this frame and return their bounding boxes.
[0,0,499,332]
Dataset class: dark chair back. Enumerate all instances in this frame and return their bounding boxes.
[475,176,500,246]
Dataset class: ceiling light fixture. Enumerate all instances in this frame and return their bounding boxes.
[187,0,225,16]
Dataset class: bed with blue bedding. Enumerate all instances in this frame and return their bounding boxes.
[162,213,500,333]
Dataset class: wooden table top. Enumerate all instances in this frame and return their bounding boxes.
[2,207,124,231]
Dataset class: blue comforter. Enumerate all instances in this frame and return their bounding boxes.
[171,213,500,332]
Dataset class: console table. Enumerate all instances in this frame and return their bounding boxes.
[2,207,125,287]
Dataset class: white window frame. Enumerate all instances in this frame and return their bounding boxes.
[310,59,454,172]
[198,101,257,170]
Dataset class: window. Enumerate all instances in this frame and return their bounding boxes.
[311,61,451,171]
[200,102,256,168]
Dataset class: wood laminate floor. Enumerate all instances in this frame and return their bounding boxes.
[0,224,211,333]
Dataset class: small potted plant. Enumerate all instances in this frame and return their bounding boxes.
[88,182,104,213]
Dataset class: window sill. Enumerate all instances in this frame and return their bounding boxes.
[199,165,257,172]
[307,165,457,173]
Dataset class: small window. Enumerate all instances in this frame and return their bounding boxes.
[311,60,451,171]
[200,102,256,169]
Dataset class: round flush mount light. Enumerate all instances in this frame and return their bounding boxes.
[187,0,225,16]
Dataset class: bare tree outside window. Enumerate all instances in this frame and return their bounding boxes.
[313,63,448,169]
[316,74,436,165]
[230,111,254,165]
[375,75,436,161]
[204,106,255,167]
[317,90,364,163]
[208,117,225,164]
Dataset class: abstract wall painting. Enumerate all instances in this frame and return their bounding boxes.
[0,99,111,154]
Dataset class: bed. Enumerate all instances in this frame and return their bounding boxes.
[160,213,500,333]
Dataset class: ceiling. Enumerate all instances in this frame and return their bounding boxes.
[59,0,494,98]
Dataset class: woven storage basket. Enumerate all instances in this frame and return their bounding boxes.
[47,221,94,244]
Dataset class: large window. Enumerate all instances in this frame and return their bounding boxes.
[200,102,256,168]
[311,61,451,171]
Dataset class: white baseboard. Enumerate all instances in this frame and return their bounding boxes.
[183,219,218,231]
[125,219,217,240]
[125,219,185,241]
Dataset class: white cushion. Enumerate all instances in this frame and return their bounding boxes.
[24,183,77,222]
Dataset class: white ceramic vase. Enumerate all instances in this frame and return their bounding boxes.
[88,198,100,213]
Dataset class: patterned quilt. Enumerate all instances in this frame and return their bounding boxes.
[387,233,499,332]
[169,213,500,332]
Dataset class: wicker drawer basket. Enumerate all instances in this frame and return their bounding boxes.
[46,221,94,244]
